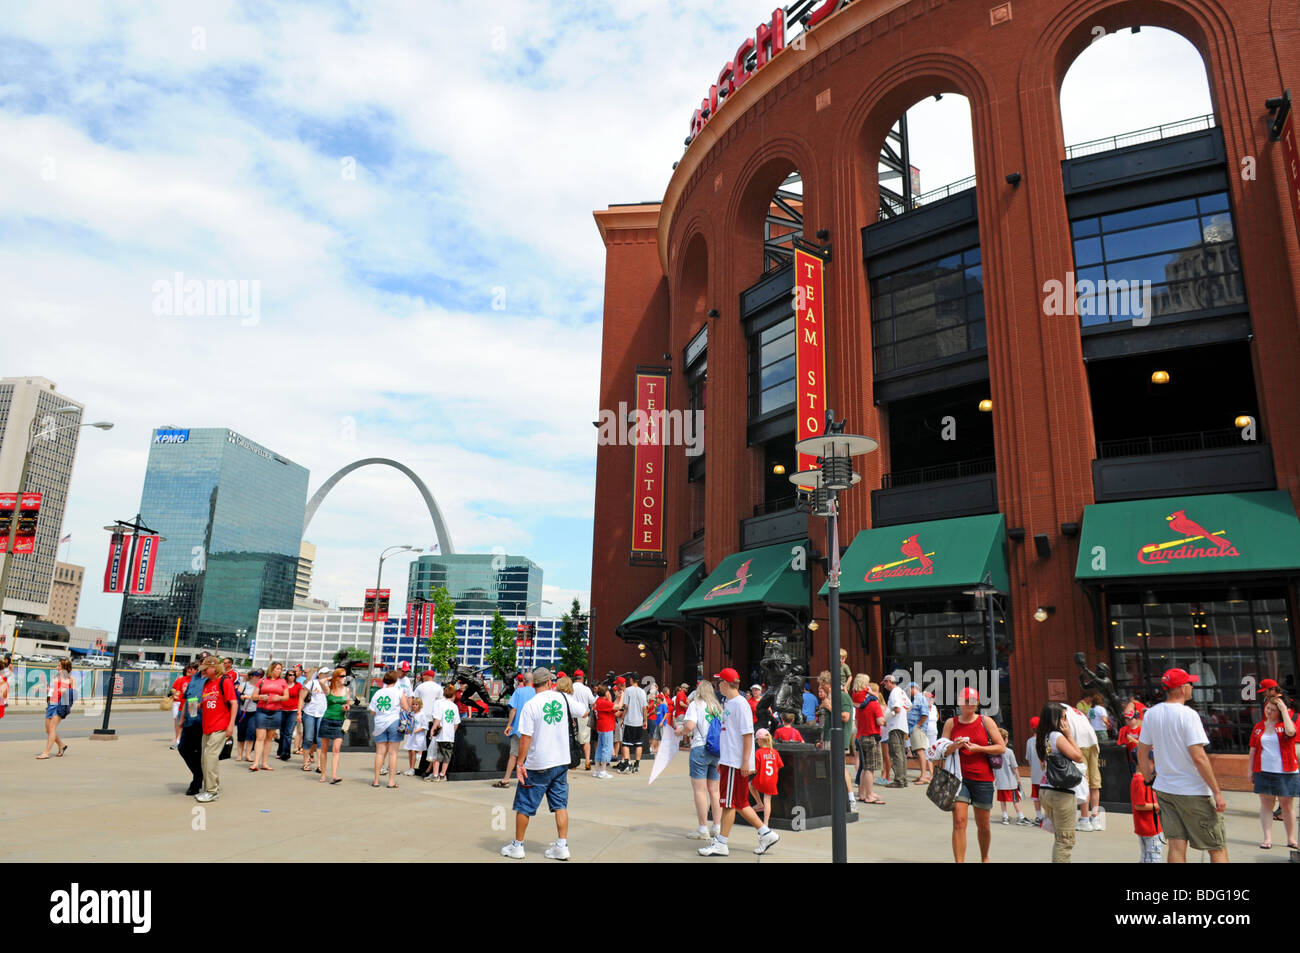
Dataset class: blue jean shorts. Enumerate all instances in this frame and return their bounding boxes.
[595,730,613,763]
[374,721,402,745]
[1253,771,1300,798]
[45,704,70,720]
[956,778,995,810]
[689,746,720,781]
[512,764,569,816]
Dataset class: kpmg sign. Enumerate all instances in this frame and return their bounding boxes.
[154,429,190,444]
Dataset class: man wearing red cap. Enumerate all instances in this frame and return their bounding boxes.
[1136,668,1228,863]
[698,667,780,857]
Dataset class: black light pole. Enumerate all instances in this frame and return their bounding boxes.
[792,416,878,864]
[94,515,159,738]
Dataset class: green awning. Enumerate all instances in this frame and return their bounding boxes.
[824,513,1009,598]
[679,539,810,614]
[617,562,706,631]
[1075,490,1300,581]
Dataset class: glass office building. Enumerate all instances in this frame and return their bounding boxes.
[407,554,543,616]
[119,428,308,659]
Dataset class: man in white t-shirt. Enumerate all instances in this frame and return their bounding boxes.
[1061,703,1099,829]
[698,667,780,857]
[571,670,596,770]
[397,661,414,697]
[883,674,911,787]
[1137,667,1228,863]
[413,670,444,777]
[500,667,588,862]
[616,678,648,774]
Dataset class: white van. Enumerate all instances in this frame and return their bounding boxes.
[87,656,112,667]
[139,660,160,669]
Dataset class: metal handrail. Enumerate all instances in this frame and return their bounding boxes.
[1095,427,1248,459]
[752,495,800,517]
[877,175,977,221]
[881,456,996,489]
[1064,114,1216,159]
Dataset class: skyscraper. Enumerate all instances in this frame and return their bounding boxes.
[407,553,543,616]
[118,428,308,660]
[0,376,85,625]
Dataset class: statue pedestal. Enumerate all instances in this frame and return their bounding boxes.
[445,717,511,780]
[342,710,371,750]
[764,743,860,831]
[1098,740,1136,815]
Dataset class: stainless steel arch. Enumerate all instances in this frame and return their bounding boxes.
[304,458,456,555]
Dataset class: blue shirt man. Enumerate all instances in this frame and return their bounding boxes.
[507,682,536,735]
[906,684,930,732]
[801,687,818,723]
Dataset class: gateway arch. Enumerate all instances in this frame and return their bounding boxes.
[304,458,456,555]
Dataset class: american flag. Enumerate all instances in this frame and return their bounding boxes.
[59,534,72,544]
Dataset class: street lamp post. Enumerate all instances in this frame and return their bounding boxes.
[94,515,162,738]
[790,416,878,865]
[0,410,113,635]
[365,545,421,701]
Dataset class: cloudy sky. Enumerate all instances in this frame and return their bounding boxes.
[1,3,1209,635]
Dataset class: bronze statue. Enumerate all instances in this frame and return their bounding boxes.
[1073,651,1122,740]
[755,647,807,732]
[447,658,508,718]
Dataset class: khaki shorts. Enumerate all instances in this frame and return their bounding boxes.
[909,727,928,753]
[1081,744,1102,791]
[1157,790,1227,852]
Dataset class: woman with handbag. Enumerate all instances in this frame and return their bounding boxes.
[1035,703,1087,863]
[939,686,1005,862]
[37,659,76,759]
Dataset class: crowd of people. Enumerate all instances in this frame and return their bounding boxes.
[6,646,1291,864]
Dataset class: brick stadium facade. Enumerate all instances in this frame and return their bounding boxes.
[590,0,1300,784]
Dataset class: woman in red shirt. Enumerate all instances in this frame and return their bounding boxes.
[1249,697,1298,849]
[38,659,76,760]
[940,686,1005,863]
[250,662,289,772]
[852,676,886,805]
[593,683,617,778]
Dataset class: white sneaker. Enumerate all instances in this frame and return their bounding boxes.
[687,827,712,840]
[1077,817,1093,832]
[544,843,571,861]
[195,791,219,802]
[500,842,525,859]
[380,766,388,776]
[1000,815,1010,825]
[755,830,781,854]
[403,769,416,776]
[697,839,730,857]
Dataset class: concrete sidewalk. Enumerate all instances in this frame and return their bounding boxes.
[0,721,1290,863]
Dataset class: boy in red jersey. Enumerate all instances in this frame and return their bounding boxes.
[773,711,804,743]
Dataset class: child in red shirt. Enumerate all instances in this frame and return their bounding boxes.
[753,729,784,828]
[1130,770,1162,863]
[773,711,804,743]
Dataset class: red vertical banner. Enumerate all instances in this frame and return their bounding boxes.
[406,601,418,641]
[0,492,15,555]
[1282,110,1300,247]
[630,370,669,565]
[376,589,390,621]
[422,602,433,642]
[794,248,828,485]
[129,534,159,594]
[12,492,41,554]
[363,588,378,622]
[104,532,131,593]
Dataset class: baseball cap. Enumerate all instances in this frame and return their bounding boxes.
[1028,716,1040,730]
[714,667,740,684]
[400,661,411,671]
[907,682,919,689]
[882,673,897,683]
[1260,678,1279,690]
[614,676,626,685]
[557,671,567,679]
[756,728,772,741]
[1161,668,1200,690]
[574,669,584,678]
[750,684,762,692]
[421,670,437,678]
[531,667,553,686]
[959,686,979,703]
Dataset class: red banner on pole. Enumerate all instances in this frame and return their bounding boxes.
[103,532,131,593]
[10,493,41,555]
[406,600,419,641]
[421,602,434,643]
[630,370,668,564]
[129,534,159,594]
[1281,110,1300,247]
[362,588,390,622]
[794,248,828,486]
[0,492,14,555]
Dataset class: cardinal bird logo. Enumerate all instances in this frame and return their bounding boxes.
[635,579,671,614]
[1137,509,1240,565]
[703,558,752,601]
[867,535,936,581]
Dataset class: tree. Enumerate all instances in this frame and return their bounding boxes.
[484,610,518,681]
[557,597,589,674]
[424,586,459,672]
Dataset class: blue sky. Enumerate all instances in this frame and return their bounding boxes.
[0,2,1210,634]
